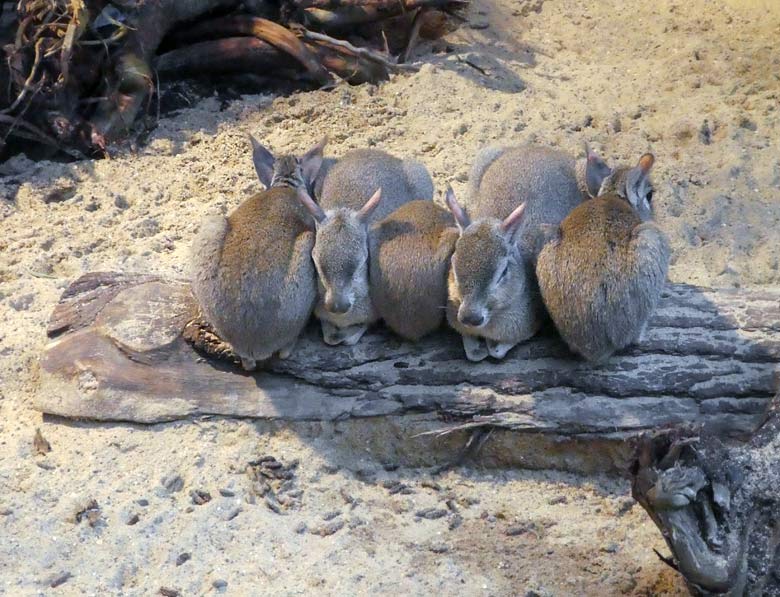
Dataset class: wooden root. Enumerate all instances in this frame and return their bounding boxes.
[2,0,465,155]
[164,16,332,84]
[156,38,297,79]
[632,391,780,595]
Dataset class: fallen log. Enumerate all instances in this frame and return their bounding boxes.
[38,272,779,444]
[631,391,780,595]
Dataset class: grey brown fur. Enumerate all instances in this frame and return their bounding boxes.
[536,153,670,363]
[298,148,434,346]
[446,144,612,361]
[189,138,324,370]
[369,200,459,341]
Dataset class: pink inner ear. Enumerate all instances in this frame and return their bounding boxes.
[297,188,326,222]
[501,202,526,232]
[445,186,470,228]
[358,187,382,220]
[639,153,655,173]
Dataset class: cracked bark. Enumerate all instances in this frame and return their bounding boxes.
[38,272,779,441]
[631,392,780,595]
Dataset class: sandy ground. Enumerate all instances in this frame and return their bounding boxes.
[1,0,779,594]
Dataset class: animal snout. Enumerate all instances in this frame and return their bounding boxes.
[458,306,486,328]
[325,293,352,315]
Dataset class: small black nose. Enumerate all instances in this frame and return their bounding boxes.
[326,296,352,315]
[460,312,485,327]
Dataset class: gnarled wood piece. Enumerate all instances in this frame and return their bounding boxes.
[37,273,779,440]
[631,390,780,596]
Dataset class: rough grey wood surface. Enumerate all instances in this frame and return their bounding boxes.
[37,272,779,436]
[632,394,780,595]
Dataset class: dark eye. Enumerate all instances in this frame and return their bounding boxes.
[646,189,654,203]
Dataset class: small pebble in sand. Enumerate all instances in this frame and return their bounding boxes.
[175,553,191,566]
[615,497,635,516]
[322,510,341,521]
[114,195,130,210]
[190,489,212,505]
[43,187,76,204]
[161,474,184,494]
[126,513,140,526]
[699,120,712,144]
[548,495,568,505]
[415,508,448,520]
[74,499,101,526]
[738,116,757,131]
[339,487,357,507]
[505,524,529,536]
[212,579,228,590]
[310,519,345,537]
[33,428,51,455]
[448,515,463,531]
[49,571,72,588]
[10,293,34,311]
[159,587,180,597]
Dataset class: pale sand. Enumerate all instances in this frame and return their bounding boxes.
[1,0,778,594]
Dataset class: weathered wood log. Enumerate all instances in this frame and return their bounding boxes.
[162,16,333,84]
[631,392,780,595]
[156,38,298,79]
[38,273,779,445]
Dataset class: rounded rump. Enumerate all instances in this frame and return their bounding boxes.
[369,201,457,341]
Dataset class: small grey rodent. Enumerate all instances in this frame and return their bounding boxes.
[369,200,459,341]
[189,136,325,370]
[536,153,670,363]
[297,148,434,346]
[446,144,623,361]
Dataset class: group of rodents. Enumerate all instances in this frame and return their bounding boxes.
[190,137,670,370]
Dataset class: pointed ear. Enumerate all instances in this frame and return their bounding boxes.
[301,136,327,185]
[296,188,326,224]
[357,187,382,222]
[637,153,655,173]
[444,185,470,232]
[501,202,526,234]
[584,143,612,197]
[250,135,275,189]
[625,153,655,208]
[626,153,655,189]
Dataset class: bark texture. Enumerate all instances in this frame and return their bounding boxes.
[38,272,779,437]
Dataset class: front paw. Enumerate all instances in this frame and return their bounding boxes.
[321,321,367,346]
[486,339,517,360]
[338,324,368,346]
[277,340,297,359]
[240,357,257,371]
[462,334,489,362]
